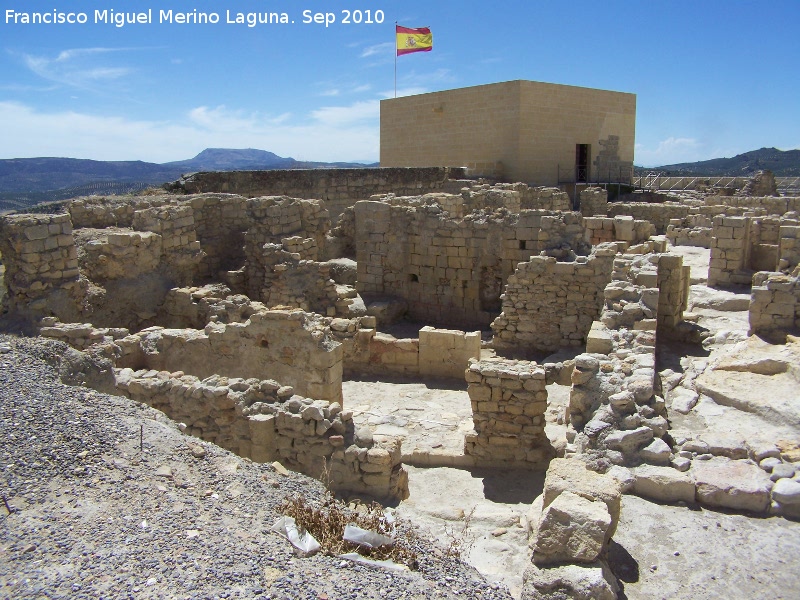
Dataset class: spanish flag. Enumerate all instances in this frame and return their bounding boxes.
[396,25,433,56]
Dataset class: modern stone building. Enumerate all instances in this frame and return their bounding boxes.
[380,80,636,190]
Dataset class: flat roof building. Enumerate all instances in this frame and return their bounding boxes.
[380,80,636,190]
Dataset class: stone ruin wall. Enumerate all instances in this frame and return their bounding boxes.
[354,200,591,328]
[749,270,800,339]
[491,245,617,354]
[168,167,469,223]
[115,308,344,404]
[567,253,666,448]
[464,358,555,467]
[708,215,800,287]
[115,368,407,500]
[0,213,80,317]
[582,215,654,246]
[578,186,608,217]
[5,171,800,511]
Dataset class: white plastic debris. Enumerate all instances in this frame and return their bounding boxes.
[270,516,321,557]
[338,552,409,572]
[343,524,394,549]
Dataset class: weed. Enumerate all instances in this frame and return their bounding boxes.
[279,492,420,569]
[442,507,476,560]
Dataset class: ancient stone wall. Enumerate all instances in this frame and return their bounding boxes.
[115,309,343,403]
[708,216,752,287]
[579,187,608,217]
[244,242,338,315]
[192,195,330,280]
[115,368,408,500]
[464,358,555,467]
[656,254,690,331]
[339,323,480,380]
[582,216,654,246]
[517,186,571,212]
[607,203,691,234]
[749,272,800,338]
[491,245,617,354]
[169,167,467,223]
[0,213,83,319]
[736,170,778,197]
[354,200,589,327]
[666,214,714,247]
[779,225,800,273]
[707,216,800,287]
[704,195,800,214]
[419,327,481,379]
[568,266,664,464]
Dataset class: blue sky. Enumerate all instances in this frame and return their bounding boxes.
[1,0,798,166]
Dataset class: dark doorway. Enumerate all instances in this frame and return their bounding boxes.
[576,144,590,183]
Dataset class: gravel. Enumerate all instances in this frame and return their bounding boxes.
[0,334,514,600]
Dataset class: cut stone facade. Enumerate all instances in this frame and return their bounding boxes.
[380,80,636,186]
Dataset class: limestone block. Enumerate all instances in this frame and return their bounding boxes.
[772,479,800,506]
[542,459,622,529]
[692,457,772,513]
[639,437,671,465]
[603,426,653,454]
[521,562,618,600]
[697,432,749,460]
[668,387,698,414]
[533,492,612,565]
[632,465,696,503]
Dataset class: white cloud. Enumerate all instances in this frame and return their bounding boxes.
[21,47,135,89]
[635,137,703,167]
[311,101,379,127]
[361,42,394,58]
[0,101,379,163]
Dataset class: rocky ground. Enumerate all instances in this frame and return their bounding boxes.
[0,334,514,600]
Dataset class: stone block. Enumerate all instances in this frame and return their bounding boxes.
[692,457,772,513]
[521,562,618,600]
[632,465,695,503]
[533,492,612,565]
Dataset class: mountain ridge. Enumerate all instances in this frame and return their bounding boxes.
[638,147,800,177]
[0,148,377,194]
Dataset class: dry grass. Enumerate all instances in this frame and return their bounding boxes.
[279,492,421,569]
[442,506,476,559]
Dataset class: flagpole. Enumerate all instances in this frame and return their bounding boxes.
[394,21,397,98]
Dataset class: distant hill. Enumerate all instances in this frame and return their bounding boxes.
[0,148,377,213]
[637,147,800,176]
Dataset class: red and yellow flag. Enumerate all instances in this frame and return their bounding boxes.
[396,25,432,56]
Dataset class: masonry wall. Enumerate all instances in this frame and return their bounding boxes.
[749,272,800,337]
[779,225,800,273]
[170,167,467,223]
[115,309,344,403]
[704,195,800,214]
[115,369,408,500]
[582,216,654,246]
[381,80,635,186]
[354,200,590,327]
[707,216,798,287]
[491,245,617,354]
[579,187,608,216]
[0,213,81,319]
[464,358,555,467]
